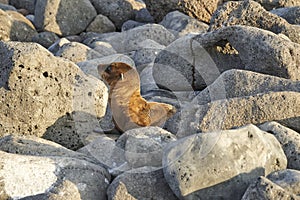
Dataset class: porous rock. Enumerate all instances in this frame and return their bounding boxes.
[259,121,300,170]
[100,24,175,53]
[0,41,108,150]
[210,0,300,44]
[160,11,209,37]
[225,0,300,10]
[107,166,178,200]
[0,150,110,200]
[108,182,137,200]
[177,91,300,137]
[115,127,177,168]
[34,0,97,36]
[267,169,300,195]
[86,14,116,34]
[144,0,222,23]
[31,31,60,48]
[163,124,287,199]
[55,42,103,63]
[193,69,300,105]
[271,6,300,25]
[241,176,299,200]
[0,9,37,41]
[90,0,146,29]
[91,41,117,56]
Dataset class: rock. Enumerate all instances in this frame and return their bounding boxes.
[86,14,116,34]
[271,6,300,25]
[77,54,135,79]
[144,0,221,23]
[134,8,154,23]
[0,3,16,11]
[140,64,160,94]
[210,0,300,44]
[90,0,146,29]
[115,127,177,168]
[228,0,300,11]
[0,150,110,199]
[55,42,103,63]
[108,182,137,200]
[8,0,35,14]
[101,24,175,53]
[0,10,37,41]
[47,37,70,54]
[160,11,209,37]
[107,167,178,200]
[34,0,97,36]
[0,41,108,150]
[163,124,287,199]
[193,25,300,81]
[31,31,60,48]
[259,121,300,170]
[91,41,117,56]
[177,91,300,137]
[241,176,299,200]
[121,20,145,32]
[0,0,8,4]
[267,169,300,195]
[193,69,300,105]
[77,136,129,176]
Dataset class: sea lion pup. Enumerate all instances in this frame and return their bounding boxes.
[98,62,176,132]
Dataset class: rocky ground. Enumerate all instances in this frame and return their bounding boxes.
[0,0,299,199]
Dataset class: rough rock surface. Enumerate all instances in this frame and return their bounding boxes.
[271,6,300,25]
[144,0,222,23]
[163,125,287,199]
[86,14,116,34]
[210,0,300,43]
[259,121,300,170]
[193,69,300,105]
[226,0,300,10]
[34,0,97,36]
[0,41,108,149]
[31,31,60,48]
[241,176,299,200]
[90,0,146,29]
[107,167,178,200]
[115,127,177,168]
[0,150,110,200]
[0,9,37,41]
[8,0,35,13]
[177,91,300,137]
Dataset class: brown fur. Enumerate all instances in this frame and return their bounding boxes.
[98,62,176,132]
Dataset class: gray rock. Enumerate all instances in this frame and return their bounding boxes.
[115,127,177,169]
[271,6,300,25]
[100,24,175,53]
[225,0,300,11]
[0,3,16,11]
[259,121,300,170]
[160,11,209,37]
[91,41,117,56]
[144,0,221,23]
[241,176,299,200]
[194,25,300,81]
[8,0,35,13]
[177,91,300,138]
[121,20,145,32]
[210,0,300,44]
[134,8,154,23]
[77,54,135,79]
[0,10,37,41]
[193,69,300,105]
[81,32,121,47]
[47,37,70,54]
[163,124,287,200]
[108,182,137,200]
[34,0,97,36]
[0,41,108,150]
[55,42,103,63]
[86,14,116,34]
[140,63,160,94]
[107,166,178,200]
[267,169,300,195]
[0,150,110,199]
[89,0,146,29]
[31,31,59,48]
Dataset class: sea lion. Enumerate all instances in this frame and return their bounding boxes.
[98,62,176,132]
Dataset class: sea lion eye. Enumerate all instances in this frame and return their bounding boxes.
[105,65,112,73]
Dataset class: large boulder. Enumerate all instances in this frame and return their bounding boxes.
[271,6,300,25]
[224,0,300,10]
[0,150,110,199]
[34,0,97,36]
[163,125,287,199]
[210,0,300,43]
[0,41,108,150]
[0,9,37,41]
[8,0,35,14]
